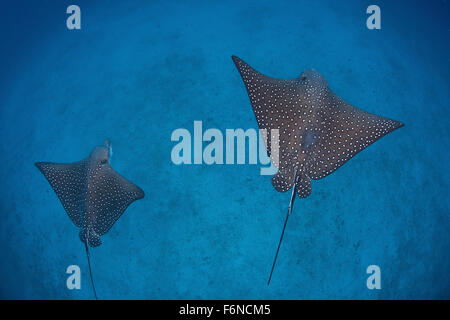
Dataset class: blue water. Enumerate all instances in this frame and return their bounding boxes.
[0,0,449,299]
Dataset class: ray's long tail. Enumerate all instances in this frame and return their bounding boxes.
[84,232,98,300]
[267,168,299,285]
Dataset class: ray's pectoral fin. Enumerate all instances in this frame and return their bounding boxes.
[307,102,404,180]
[90,165,145,239]
[35,160,87,227]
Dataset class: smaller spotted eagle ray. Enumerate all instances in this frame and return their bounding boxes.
[232,56,403,285]
[35,140,144,299]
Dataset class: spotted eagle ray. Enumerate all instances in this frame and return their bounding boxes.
[35,140,144,299]
[232,56,403,285]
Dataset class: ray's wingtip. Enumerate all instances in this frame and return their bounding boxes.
[395,120,405,129]
[231,55,243,65]
[137,187,145,199]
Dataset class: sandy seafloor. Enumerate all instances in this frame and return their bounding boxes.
[0,0,449,299]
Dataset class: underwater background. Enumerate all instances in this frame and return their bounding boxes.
[0,0,449,299]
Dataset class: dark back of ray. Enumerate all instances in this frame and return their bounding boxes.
[35,144,144,299]
[232,55,403,284]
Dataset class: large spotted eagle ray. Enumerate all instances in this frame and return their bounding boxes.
[232,56,403,285]
[35,140,144,299]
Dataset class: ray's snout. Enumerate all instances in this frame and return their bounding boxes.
[104,139,113,158]
[300,69,328,88]
[90,144,110,164]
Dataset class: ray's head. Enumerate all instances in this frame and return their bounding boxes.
[90,139,112,165]
[299,69,328,91]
